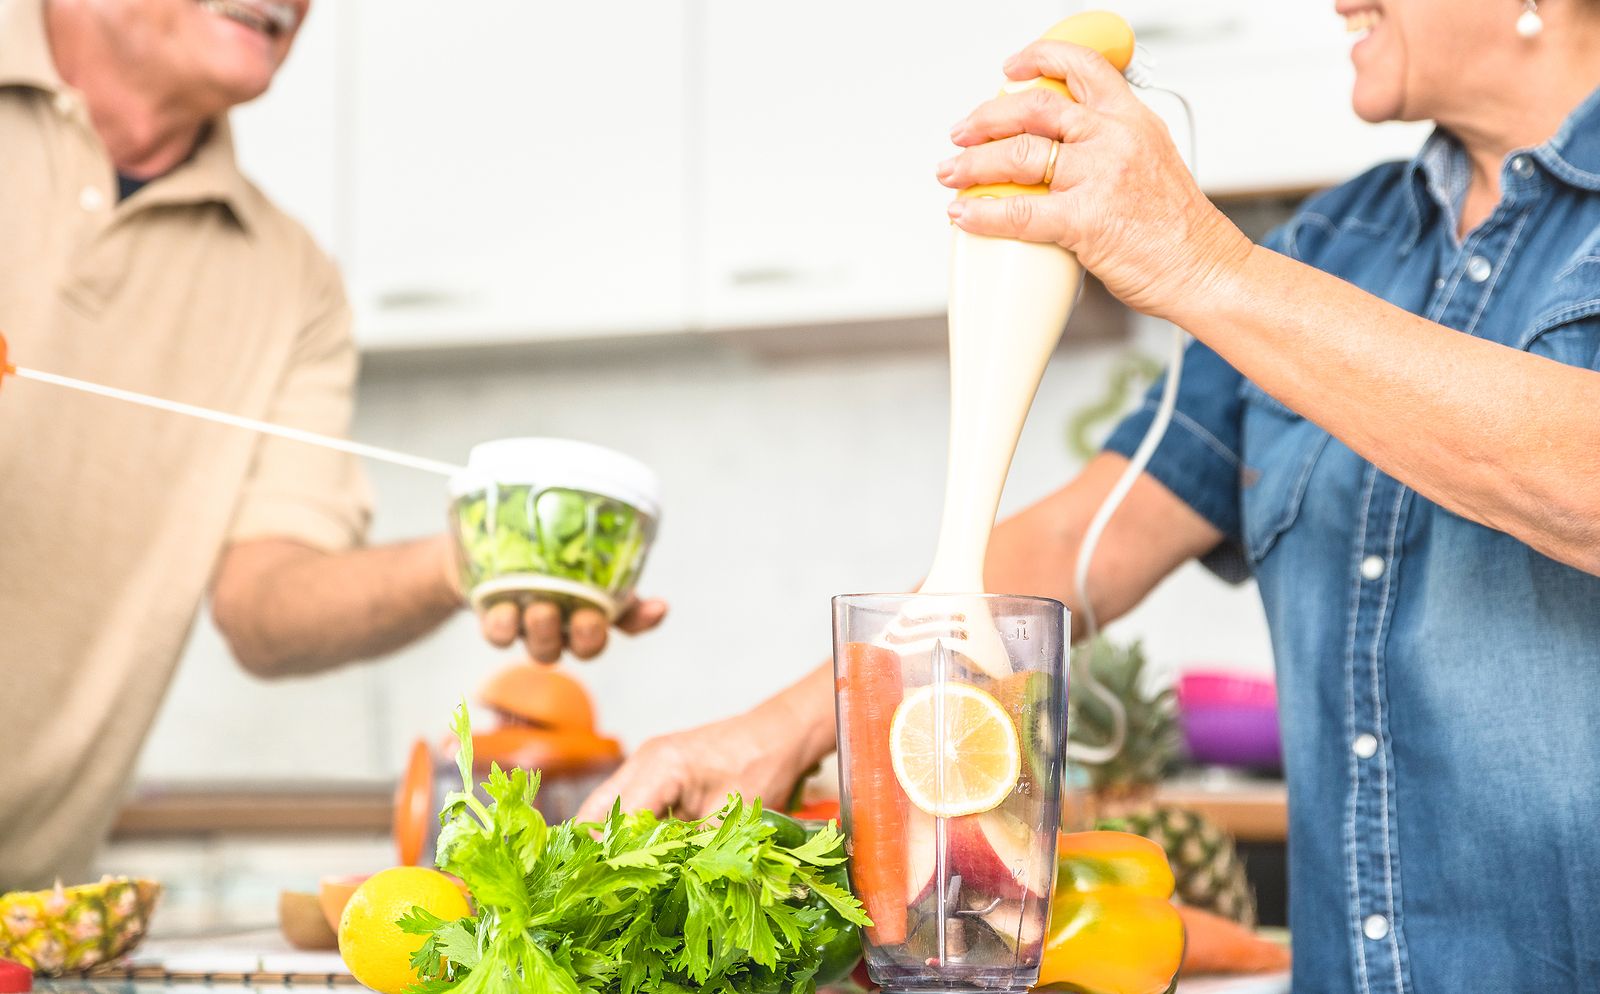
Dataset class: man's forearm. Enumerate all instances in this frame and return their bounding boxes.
[212,535,463,677]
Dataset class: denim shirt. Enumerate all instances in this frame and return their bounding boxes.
[1105,87,1600,994]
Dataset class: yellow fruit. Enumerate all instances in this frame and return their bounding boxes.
[890,682,1021,817]
[337,867,470,994]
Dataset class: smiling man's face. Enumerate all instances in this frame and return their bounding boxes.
[85,0,310,106]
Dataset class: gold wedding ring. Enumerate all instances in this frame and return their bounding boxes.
[1041,139,1061,187]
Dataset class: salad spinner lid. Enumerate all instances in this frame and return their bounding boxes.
[449,437,661,517]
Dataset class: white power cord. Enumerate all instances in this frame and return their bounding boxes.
[1065,55,1197,765]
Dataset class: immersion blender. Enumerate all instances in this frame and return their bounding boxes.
[879,12,1138,682]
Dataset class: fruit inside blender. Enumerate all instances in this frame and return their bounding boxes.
[839,619,1062,990]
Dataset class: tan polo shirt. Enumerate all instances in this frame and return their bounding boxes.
[0,0,372,889]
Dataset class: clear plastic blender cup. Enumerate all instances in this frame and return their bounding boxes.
[832,594,1067,993]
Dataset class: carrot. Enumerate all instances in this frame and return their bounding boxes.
[839,641,908,945]
[1176,904,1292,976]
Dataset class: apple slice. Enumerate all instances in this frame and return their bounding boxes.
[903,808,1052,908]
[949,809,1052,903]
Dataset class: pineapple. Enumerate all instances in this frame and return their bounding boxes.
[0,877,160,975]
[1068,636,1259,927]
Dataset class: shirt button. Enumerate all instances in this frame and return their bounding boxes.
[1511,155,1535,177]
[54,91,75,115]
[1465,255,1492,283]
[1364,914,1391,941]
[1352,733,1379,759]
[78,185,104,212]
[1433,277,1446,291]
[1360,555,1386,581]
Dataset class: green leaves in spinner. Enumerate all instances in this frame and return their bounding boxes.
[453,485,650,595]
[401,704,869,994]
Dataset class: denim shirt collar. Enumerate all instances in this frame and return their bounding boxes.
[1402,83,1600,249]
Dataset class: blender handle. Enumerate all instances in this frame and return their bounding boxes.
[959,11,1138,203]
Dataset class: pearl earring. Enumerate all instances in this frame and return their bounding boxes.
[1516,0,1544,38]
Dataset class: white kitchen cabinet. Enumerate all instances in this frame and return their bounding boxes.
[230,0,1432,350]
[1126,1,1431,193]
[694,0,1076,330]
[339,1,692,349]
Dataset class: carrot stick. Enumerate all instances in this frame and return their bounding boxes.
[1176,905,1291,976]
[839,641,908,945]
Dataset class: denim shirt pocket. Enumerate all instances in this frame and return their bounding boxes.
[1237,381,1331,565]
[1521,265,1600,367]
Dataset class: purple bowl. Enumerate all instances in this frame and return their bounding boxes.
[1178,671,1282,771]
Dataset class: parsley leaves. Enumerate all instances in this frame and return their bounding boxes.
[400,704,869,993]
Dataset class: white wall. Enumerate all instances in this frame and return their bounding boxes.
[132,316,1272,785]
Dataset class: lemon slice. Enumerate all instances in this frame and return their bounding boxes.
[889,682,1021,817]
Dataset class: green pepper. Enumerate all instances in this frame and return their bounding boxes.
[800,820,863,987]
[758,808,808,850]
[812,904,862,987]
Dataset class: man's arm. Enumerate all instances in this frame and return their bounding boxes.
[211,535,461,678]
[575,451,1222,821]
[212,535,670,677]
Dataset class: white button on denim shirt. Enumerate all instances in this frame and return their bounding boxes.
[1106,86,1600,993]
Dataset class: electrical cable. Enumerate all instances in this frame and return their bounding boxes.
[1066,58,1198,765]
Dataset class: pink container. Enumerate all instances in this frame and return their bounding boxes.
[1176,670,1281,771]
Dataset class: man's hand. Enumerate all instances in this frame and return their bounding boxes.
[477,595,668,664]
[574,664,837,822]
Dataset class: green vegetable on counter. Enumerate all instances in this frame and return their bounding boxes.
[400,705,869,994]
[453,485,651,607]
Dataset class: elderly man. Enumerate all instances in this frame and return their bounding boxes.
[0,0,664,890]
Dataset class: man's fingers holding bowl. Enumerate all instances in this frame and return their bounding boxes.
[480,601,521,648]
[616,596,668,635]
[567,607,610,660]
[938,133,1080,190]
[522,600,564,663]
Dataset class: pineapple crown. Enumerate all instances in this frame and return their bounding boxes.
[1069,636,1182,791]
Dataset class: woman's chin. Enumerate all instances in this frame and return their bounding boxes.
[1350,81,1404,124]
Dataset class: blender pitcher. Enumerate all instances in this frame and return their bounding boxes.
[833,594,1067,993]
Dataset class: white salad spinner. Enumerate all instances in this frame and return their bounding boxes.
[449,437,662,521]
[448,438,661,619]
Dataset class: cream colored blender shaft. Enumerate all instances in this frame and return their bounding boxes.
[924,230,1082,593]
[884,231,1081,680]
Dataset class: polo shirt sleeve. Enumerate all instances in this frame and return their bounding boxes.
[1099,225,1294,582]
[226,250,373,552]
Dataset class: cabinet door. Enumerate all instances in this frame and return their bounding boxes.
[344,1,690,348]
[1127,1,1429,194]
[695,1,1074,330]
[230,0,347,255]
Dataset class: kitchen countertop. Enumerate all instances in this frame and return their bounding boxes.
[114,778,1289,842]
[28,931,1289,994]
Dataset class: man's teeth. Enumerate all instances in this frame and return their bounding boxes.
[198,0,298,37]
[1344,9,1382,33]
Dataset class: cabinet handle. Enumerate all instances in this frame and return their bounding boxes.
[373,288,479,311]
[726,266,853,287]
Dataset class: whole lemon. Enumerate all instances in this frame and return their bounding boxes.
[337,867,471,993]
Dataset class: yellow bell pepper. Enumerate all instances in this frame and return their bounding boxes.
[1035,832,1184,994]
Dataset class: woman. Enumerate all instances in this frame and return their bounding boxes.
[580,1,1600,988]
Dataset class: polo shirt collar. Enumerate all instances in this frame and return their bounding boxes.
[0,0,62,92]
[0,0,260,233]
